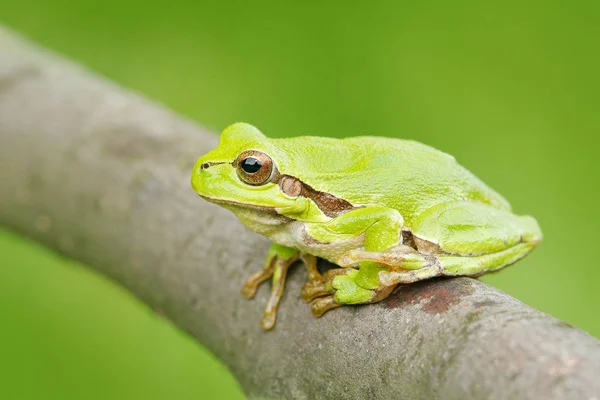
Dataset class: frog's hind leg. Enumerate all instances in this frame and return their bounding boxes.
[307,201,543,317]
[377,241,535,286]
[341,201,542,286]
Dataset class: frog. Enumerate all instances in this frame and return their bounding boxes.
[191,123,542,330]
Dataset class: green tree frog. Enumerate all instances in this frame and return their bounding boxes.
[191,123,542,330]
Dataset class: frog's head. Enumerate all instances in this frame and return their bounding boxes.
[191,123,310,217]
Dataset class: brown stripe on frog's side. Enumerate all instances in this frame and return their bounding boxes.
[274,174,355,217]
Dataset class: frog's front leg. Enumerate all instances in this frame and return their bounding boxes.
[303,206,404,316]
[242,243,299,330]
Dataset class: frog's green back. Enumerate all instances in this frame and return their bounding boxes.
[269,136,511,224]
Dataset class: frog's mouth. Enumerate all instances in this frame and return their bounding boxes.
[197,194,277,212]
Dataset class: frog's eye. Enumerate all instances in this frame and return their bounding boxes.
[235,150,274,186]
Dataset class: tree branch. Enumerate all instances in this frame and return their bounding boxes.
[1,26,599,400]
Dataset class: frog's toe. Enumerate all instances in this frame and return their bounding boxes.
[301,281,330,303]
[241,266,274,299]
[310,295,341,317]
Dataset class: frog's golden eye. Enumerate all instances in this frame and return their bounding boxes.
[235,150,274,186]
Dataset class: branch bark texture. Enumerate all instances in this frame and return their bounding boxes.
[1,26,599,400]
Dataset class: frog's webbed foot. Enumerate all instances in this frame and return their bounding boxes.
[296,254,368,316]
[298,266,342,300]
[242,244,299,330]
[307,266,396,317]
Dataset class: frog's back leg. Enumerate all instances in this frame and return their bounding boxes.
[339,201,542,284]
[410,201,542,256]
[374,242,536,286]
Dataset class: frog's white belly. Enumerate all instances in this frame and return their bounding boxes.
[269,221,366,264]
[229,205,367,263]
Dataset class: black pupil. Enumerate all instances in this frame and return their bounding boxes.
[241,157,262,173]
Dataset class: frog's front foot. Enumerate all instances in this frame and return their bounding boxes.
[242,244,300,330]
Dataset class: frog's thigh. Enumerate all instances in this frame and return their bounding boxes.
[411,201,542,256]
[305,205,403,253]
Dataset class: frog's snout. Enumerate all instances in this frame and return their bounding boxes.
[191,158,209,194]
[191,157,227,195]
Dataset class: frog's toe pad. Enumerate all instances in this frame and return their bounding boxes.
[241,281,258,299]
[260,312,276,330]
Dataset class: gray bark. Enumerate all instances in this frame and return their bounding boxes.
[1,26,599,400]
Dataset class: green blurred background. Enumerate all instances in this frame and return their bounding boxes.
[1,1,598,399]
